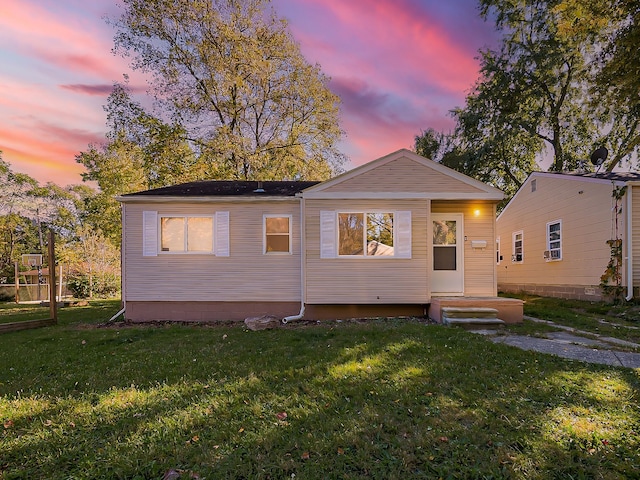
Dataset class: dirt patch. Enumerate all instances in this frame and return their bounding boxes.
[86,316,431,330]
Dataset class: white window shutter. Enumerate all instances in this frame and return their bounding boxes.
[142,211,158,257]
[320,210,336,259]
[215,211,230,257]
[395,211,412,259]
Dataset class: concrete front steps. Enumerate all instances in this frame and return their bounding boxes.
[441,306,505,327]
[429,297,523,324]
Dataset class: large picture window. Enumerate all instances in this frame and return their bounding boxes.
[546,220,562,261]
[338,212,394,257]
[264,215,291,254]
[160,216,214,253]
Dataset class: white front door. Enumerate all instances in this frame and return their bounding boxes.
[431,213,464,295]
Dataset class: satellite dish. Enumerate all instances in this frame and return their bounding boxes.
[590,146,608,166]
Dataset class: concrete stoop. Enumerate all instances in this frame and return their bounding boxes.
[441,306,505,327]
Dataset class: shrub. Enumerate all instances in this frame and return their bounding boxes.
[67,273,120,299]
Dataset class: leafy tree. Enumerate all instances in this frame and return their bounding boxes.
[65,225,121,299]
[0,213,38,281]
[468,0,596,173]
[107,0,345,181]
[0,153,121,290]
[414,128,456,163]
[417,0,640,203]
[554,0,640,170]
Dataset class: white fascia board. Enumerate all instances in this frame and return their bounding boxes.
[532,171,628,186]
[116,195,300,204]
[302,191,504,200]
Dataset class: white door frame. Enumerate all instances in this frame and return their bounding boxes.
[431,213,464,296]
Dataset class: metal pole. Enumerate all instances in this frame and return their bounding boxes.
[48,231,57,323]
[58,264,63,301]
[14,261,19,303]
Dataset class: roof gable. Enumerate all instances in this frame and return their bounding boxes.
[497,171,633,221]
[302,149,504,200]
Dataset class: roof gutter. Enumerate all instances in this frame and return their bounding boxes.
[283,196,306,324]
[626,185,634,301]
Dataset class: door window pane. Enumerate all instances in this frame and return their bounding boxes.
[433,220,457,245]
[434,246,457,270]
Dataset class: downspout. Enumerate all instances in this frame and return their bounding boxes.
[283,195,306,324]
[626,184,633,301]
[108,307,126,323]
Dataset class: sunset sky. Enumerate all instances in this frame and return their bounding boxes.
[0,0,498,187]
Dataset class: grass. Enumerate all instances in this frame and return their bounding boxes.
[501,293,640,345]
[0,301,639,479]
[0,300,120,326]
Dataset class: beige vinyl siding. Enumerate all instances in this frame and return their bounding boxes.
[497,175,619,289]
[431,201,497,296]
[632,186,640,284]
[123,201,302,302]
[322,156,486,194]
[305,199,430,304]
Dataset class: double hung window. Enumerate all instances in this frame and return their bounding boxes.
[264,215,292,254]
[512,231,523,263]
[546,220,562,261]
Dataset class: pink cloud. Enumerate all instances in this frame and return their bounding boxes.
[288,0,481,95]
[0,0,133,82]
[61,84,117,96]
[0,122,101,185]
[1,0,492,186]
[0,77,105,128]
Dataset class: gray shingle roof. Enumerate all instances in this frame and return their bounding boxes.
[560,171,640,182]
[121,180,321,197]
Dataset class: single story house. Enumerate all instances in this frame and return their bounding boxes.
[118,149,523,322]
[496,171,640,301]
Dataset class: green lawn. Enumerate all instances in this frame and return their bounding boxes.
[0,300,121,326]
[0,300,639,479]
[502,293,640,345]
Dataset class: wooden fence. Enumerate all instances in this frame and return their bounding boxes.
[0,231,58,335]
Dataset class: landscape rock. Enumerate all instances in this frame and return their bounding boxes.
[244,315,282,331]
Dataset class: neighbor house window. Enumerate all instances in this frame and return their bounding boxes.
[264,215,291,254]
[512,230,523,263]
[496,236,501,265]
[160,216,213,253]
[546,220,562,261]
[338,212,394,257]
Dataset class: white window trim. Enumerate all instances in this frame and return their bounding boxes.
[337,211,397,259]
[546,219,562,262]
[159,214,215,255]
[496,236,501,265]
[512,230,524,263]
[263,214,292,255]
[320,210,411,259]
